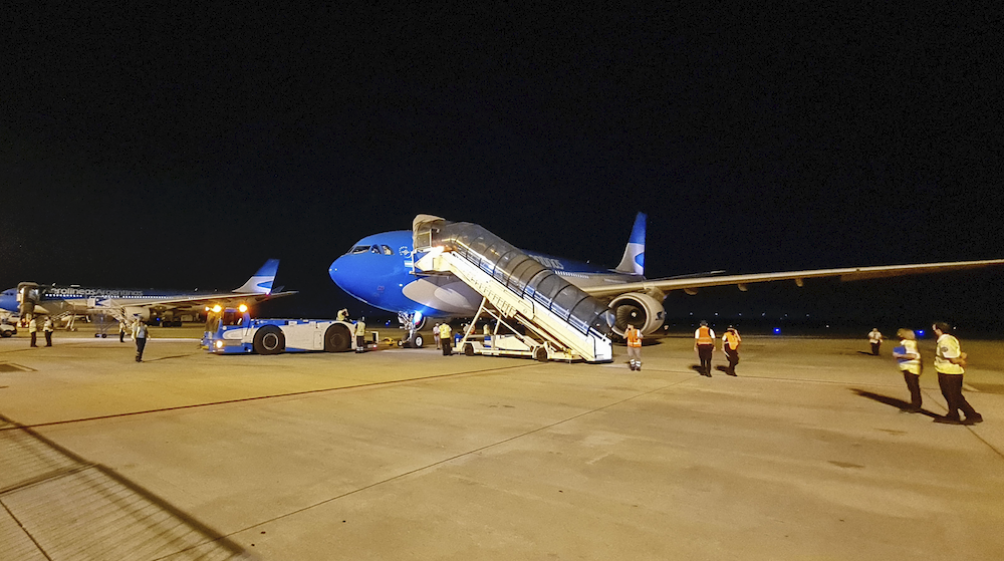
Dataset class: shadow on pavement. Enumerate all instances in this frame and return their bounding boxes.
[0,412,250,561]
[850,389,939,418]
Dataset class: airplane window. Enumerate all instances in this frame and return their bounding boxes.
[351,246,371,254]
[381,245,393,255]
[370,246,381,254]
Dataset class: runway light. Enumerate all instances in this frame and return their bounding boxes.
[773,327,782,335]
[238,304,248,313]
[916,329,926,337]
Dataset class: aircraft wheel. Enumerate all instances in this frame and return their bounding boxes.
[410,334,424,348]
[253,326,285,354]
[0,331,10,338]
[534,347,548,362]
[464,343,474,356]
[324,324,352,352]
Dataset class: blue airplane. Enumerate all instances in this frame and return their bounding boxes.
[1,259,295,326]
[329,213,1004,343]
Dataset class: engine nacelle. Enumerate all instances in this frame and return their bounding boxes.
[123,307,152,322]
[609,292,665,337]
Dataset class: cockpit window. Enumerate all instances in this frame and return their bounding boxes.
[350,245,371,255]
[370,246,381,254]
[381,245,393,255]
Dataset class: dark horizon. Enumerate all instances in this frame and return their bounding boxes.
[4,6,1002,331]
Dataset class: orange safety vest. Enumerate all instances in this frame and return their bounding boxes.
[696,326,713,345]
[723,331,741,350]
[626,327,642,348]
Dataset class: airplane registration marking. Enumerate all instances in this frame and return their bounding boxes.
[528,255,565,270]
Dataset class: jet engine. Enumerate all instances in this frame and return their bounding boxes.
[609,292,666,337]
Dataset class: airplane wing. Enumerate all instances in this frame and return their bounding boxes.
[580,259,1004,299]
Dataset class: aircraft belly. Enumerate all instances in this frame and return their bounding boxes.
[402,278,479,314]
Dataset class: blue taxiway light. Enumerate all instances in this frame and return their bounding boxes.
[773,328,782,335]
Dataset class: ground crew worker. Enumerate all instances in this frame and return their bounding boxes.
[355,317,367,352]
[134,319,149,362]
[932,322,982,424]
[892,328,922,412]
[433,323,441,349]
[625,324,643,370]
[119,320,128,343]
[43,316,54,347]
[868,328,883,355]
[337,308,349,322]
[483,322,491,348]
[439,322,453,356]
[722,326,741,376]
[29,316,38,347]
[694,320,715,377]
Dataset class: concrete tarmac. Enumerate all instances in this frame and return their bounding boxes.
[1,327,1002,560]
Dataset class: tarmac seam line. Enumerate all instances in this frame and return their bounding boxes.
[206,375,694,544]
[0,363,540,432]
[1,495,54,561]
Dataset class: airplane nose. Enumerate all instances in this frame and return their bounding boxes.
[0,292,16,313]
[328,257,351,291]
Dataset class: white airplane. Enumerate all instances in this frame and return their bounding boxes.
[1,259,296,326]
[329,213,1004,337]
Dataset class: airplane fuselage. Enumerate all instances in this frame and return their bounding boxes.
[0,286,220,315]
[328,230,640,319]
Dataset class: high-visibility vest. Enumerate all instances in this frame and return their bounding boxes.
[626,327,642,348]
[696,326,713,345]
[934,334,964,375]
[723,331,741,350]
[439,324,452,339]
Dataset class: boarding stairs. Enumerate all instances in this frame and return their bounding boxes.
[412,216,613,363]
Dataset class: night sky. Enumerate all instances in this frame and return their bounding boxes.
[4,6,1002,331]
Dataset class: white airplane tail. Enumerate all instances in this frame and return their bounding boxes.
[234,259,279,294]
[614,213,646,276]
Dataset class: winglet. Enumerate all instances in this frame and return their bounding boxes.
[614,213,646,275]
[234,259,279,294]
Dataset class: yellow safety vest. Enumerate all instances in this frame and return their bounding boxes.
[934,334,964,375]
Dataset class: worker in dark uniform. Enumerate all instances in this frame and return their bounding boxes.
[439,323,453,356]
[694,320,715,377]
[868,328,884,356]
[43,316,54,347]
[893,328,922,412]
[119,320,128,342]
[355,317,367,352]
[134,319,150,362]
[722,326,741,376]
[932,322,982,424]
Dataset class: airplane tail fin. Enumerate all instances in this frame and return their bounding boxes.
[234,259,279,294]
[614,213,646,276]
